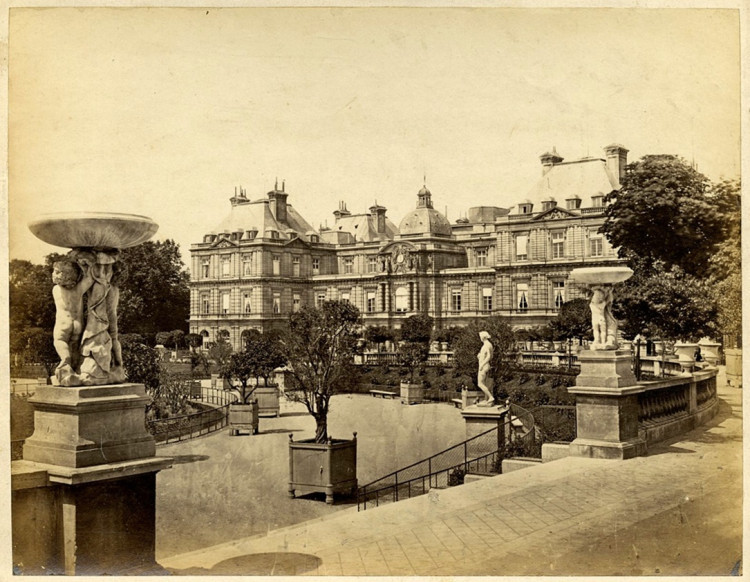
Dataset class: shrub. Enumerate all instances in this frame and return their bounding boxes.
[518,372,530,385]
[535,374,547,386]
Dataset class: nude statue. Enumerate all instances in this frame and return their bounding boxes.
[51,251,95,386]
[476,331,495,406]
[590,285,618,350]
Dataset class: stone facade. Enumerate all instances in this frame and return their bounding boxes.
[190,146,627,350]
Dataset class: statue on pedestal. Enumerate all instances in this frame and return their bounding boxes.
[476,331,495,406]
[589,285,619,350]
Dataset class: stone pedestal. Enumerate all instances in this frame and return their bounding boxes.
[569,349,646,460]
[400,382,423,405]
[461,389,482,409]
[12,383,172,575]
[461,405,510,459]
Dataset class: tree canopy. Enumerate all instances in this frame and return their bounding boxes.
[548,298,592,342]
[397,314,434,382]
[281,301,360,443]
[600,155,723,277]
[220,330,286,403]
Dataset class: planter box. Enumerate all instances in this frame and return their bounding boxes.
[725,348,742,387]
[228,401,259,436]
[255,385,280,417]
[400,382,424,405]
[288,435,357,504]
[189,381,202,399]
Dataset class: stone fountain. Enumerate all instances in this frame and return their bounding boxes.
[13,212,170,575]
[566,266,647,460]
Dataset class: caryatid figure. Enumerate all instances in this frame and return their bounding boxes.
[476,331,495,406]
[589,285,618,350]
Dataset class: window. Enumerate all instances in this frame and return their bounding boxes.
[517,283,529,312]
[222,257,231,277]
[292,257,300,277]
[243,291,252,314]
[451,289,462,312]
[242,255,253,276]
[591,195,604,208]
[343,258,354,274]
[367,291,376,313]
[368,257,379,273]
[515,235,528,261]
[316,293,326,308]
[476,248,487,267]
[312,258,320,275]
[310,235,319,243]
[590,236,603,257]
[202,260,210,278]
[553,281,565,310]
[552,232,565,259]
[341,292,351,304]
[482,287,493,312]
[273,293,281,314]
[566,197,581,210]
[272,256,280,276]
[293,294,301,313]
[395,286,409,312]
[201,295,210,314]
[519,203,533,214]
[221,292,230,314]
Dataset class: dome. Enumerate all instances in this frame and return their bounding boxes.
[399,207,452,236]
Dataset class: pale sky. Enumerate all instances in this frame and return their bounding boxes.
[8,6,741,266]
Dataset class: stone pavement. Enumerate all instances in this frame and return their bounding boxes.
[161,372,742,576]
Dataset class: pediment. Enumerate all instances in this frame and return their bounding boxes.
[532,207,577,221]
[211,238,238,249]
[283,236,310,249]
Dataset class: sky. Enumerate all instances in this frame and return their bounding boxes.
[7,6,741,267]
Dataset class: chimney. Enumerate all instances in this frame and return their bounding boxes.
[369,201,387,233]
[605,144,629,183]
[540,147,564,175]
[333,200,351,222]
[267,181,288,223]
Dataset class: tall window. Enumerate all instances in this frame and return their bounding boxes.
[367,291,376,313]
[221,292,230,314]
[476,248,487,267]
[515,235,528,261]
[552,232,565,259]
[243,291,252,314]
[201,294,210,314]
[341,292,350,304]
[242,255,253,276]
[312,258,320,275]
[482,287,493,311]
[292,294,301,313]
[222,257,231,277]
[272,256,280,276]
[590,236,603,257]
[202,260,210,278]
[343,258,354,274]
[451,289,462,312]
[368,257,379,273]
[553,281,565,310]
[517,283,529,313]
[292,257,300,277]
[316,293,326,307]
[272,293,281,314]
[395,286,409,312]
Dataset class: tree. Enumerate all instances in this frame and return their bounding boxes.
[171,330,185,350]
[397,314,434,383]
[155,331,173,347]
[221,332,285,404]
[280,301,360,443]
[9,259,56,338]
[120,338,161,391]
[116,240,190,337]
[453,317,516,391]
[549,298,592,343]
[185,333,204,351]
[207,337,233,372]
[364,325,394,351]
[600,155,723,277]
[21,328,59,381]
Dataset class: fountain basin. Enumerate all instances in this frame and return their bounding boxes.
[28,212,159,249]
[569,266,633,285]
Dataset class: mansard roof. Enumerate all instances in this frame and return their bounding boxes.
[333,213,398,242]
[212,198,317,241]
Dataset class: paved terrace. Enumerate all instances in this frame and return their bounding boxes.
[162,371,742,577]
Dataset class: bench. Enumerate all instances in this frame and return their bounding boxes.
[369,389,398,399]
[451,398,463,408]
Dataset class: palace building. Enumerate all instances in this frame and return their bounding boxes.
[189,145,627,350]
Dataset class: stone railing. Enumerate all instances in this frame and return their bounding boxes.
[637,368,719,444]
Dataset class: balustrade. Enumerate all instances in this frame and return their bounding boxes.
[638,384,689,426]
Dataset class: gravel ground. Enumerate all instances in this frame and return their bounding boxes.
[155,393,466,559]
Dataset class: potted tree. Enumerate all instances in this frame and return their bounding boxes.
[243,329,286,417]
[282,301,360,504]
[222,350,262,436]
[398,314,433,405]
[208,336,233,389]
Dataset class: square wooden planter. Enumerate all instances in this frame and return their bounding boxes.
[255,386,280,417]
[288,434,357,504]
[400,382,424,405]
[228,401,259,436]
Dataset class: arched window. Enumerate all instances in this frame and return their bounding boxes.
[395,286,409,312]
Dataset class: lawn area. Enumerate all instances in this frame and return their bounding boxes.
[155,393,466,559]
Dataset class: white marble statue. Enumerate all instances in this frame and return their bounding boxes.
[476,331,495,406]
[589,285,619,350]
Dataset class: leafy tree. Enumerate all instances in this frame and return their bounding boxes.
[117,240,190,337]
[190,351,211,377]
[21,328,59,381]
[549,298,592,343]
[155,331,173,347]
[280,301,360,443]
[207,337,233,371]
[434,326,462,348]
[453,317,516,392]
[9,259,56,337]
[120,339,161,391]
[364,325,394,351]
[185,333,204,351]
[600,155,723,277]
[221,332,285,404]
[171,330,185,350]
[397,314,434,383]
[147,370,194,420]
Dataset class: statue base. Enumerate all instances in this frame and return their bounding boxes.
[23,383,156,468]
[461,405,510,459]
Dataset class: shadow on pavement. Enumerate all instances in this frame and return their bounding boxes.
[259,428,304,435]
[279,412,309,418]
[169,455,210,465]
[169,552,322,576]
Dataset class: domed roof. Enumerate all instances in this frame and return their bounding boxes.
[399,185,451,236]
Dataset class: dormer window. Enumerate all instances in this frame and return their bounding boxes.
[519,203,534,214]
[566,197,582,210]
[542,199,557,211]
[310,234,319,243]
[591,195,604,208]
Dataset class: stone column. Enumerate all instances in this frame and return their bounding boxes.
[461,405,510,460]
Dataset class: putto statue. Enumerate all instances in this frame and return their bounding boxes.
[476,331,495,406]
[28,212,159,387]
